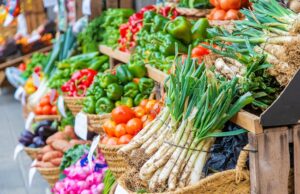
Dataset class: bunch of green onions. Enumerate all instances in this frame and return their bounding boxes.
[119,49,253,192]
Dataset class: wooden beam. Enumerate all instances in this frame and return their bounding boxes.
[294,125,300,194]
[231,110,263,134]
[248,132,260,194]
[146,64,168,85]
[99,45,130,64]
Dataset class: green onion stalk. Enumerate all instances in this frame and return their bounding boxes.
[119,48,253,192]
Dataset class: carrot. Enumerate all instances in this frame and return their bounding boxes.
[51,139,70,152]
[50,158,62,167]
[40,145,54,154]
[46,131,68,145]
[63,125,77,139]
[42,151,63,162]
[69,139,87,146]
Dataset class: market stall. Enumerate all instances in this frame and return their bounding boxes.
[2,0,300,193]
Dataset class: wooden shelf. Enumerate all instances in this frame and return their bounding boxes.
[146,64,168,85]
[99,45,130,64]
[230,110,263,134]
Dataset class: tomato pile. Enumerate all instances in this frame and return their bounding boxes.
[101,99,163,145]
[34,92,58,115]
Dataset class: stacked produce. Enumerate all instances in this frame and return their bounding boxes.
[119,51,253,192]
[21,52,48,80]
[82,65,154,114]
[100,9,134,48]
[19,120,58,148]
[133,12,210,72]
[103,170,116,194]
[207,0,250,20]
[101,101,162,145]
[52,152,107,194]
[34,126,85,168]
[118,5,179,52]
[34,92,58,115]
[178,0,211,8]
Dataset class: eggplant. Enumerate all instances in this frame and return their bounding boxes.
[34,120,53,135]
[18,137,32,146]
[21,130,34,139]
[28,143,37,148]
[32,136,45,147]
[38,126,57,140]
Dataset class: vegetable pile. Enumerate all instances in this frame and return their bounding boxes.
[82,66,154,114]
[34,92,58,115]
[19,120,58,148]
[52,152,107,194]
[101,101,162,145]
[21,52,48,80]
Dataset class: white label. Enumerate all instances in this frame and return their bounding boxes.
[25,112,35,130]
[21,91,26,106]
[82,0,91,15]
[115,184,129,194]
[3,14,14,27]
[28,34,41,44]
[57,96,67,118]
[13,144,24,160]
[32,72,40,88]
[88,135,100,169]
[75,112,88,140]
[43,0,57,8]
[50,89,56,104]
[28,160,37,187]
[14,86,24,101]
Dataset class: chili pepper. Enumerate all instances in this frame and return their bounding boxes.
[106,83,124,101]
[138,78,154,95]
[152,14,169,33]
[83,96,96,114]
[116,65,133,84]
[89,55,109,71]
[95,97,115,114]
[124,82,139,98]
[115,97,134,108]
[191,18,209,41]
[128,62,147,78]
[99,74,119,89]
[166,16,192,44]
[134,94,148,107]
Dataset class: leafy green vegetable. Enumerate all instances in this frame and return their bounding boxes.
[59,110,74,131]
[21,53,48,79]
[103,170,116,194]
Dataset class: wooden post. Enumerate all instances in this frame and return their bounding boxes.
[249,127,290,194]
[294,125,300,194]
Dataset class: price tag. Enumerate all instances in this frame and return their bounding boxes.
[50,89,56,104]
[88,135,100,169]
[13,144,24,160]
[14,86,24,101]
[28,34,41,44]
[57,96,67,118]
[25,112,35,130]
[28,160,37,187]
[75,112,88,140]
[32,72,40,88]
[115,184,129,194]
[82,0,91,15]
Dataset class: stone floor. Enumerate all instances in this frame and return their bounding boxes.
[0,87,49,194]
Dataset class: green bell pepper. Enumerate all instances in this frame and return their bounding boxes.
[128,62,147,78]
[95,97,115,114]
[152,14,169,33]
[134,94,148,106]
[166,16,192,44]
[158,33,188,56]
[143,11,156,32]
[116,65,133,84]
[100,74,118,88]
[101,62,110,72]
[124,82,139,98]
[106,83,124,100]
[115,97,133,108]
[89,55,109,71]
[191,18,209,41]
[83,96,96,114]
[94,87,105,99]
[138,78,154,95]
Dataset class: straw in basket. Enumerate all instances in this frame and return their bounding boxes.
[87,113,111,134]
[34,115,61,122]
[37,167,60,187]
[63,96,86,116]
[24,147,42,160]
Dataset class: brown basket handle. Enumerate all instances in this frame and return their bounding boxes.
[235,144,250,183]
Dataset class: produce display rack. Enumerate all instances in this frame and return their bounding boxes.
[99,44,300,194]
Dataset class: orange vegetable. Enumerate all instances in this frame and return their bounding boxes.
[50,158,62,166]
[118,134,133,145]
[40,96,50,106]
[51,106,57,115]
[224,9,241,20]
[126,118,143,135]
[111,105,135,124]
[212,9,226,20]
[42,151,63,162]
[219,0,241,11]
[210,0,221,8]
[133,78,140,84]
[34,105,43,115]
[103,120,117,137]
[134,106,146,118]
[145,100,157,113]
[139,99,148,108]
[42,105,52,115]
[101,136,110,144]
[51,139,70,152]
[114,124,127,138]
[107,137,119,145]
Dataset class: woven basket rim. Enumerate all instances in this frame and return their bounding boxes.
[63,96,86,100]
[99,143,124,149]
[24,147,42,151]
[34,115,61,121]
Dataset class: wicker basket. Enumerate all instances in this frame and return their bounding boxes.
[87,113,111,134]
[98,143,128,179]
[24,147,41,160]
[63,96,86,116]
[37,167,60,187]
[176,7,211,19]
[34,115,61,122]
[118,145,251,194]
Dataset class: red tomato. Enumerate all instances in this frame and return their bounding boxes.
[126,118,143,135]
[118,134,133,145]
[224,9,241,20]
[111,106,135,124]
[51,106,57,115]
[107,137,119,145]
[210,0,221,8]
[219,0,241,11]
[133,78,140,84]
[34,105,43,115]
[212,9,226,20]
[139,99,148,108]
[101,136,110,144]
[18,63,26,71]
[40,96,50,107]
[42,105,52,115]
[145,100,157,113]
[134,106,146,118]
[192,46,210,58]
[143,116,154,128]
[114,124,127,138]
[103,120,117,137]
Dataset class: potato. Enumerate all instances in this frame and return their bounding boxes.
[64,125,77,139]
[51,139,71,152]
[39,145,54,155]
[46,132,68,145]
[42,151,63,162]
[69,139,87,146]
[35,161,56,168]
[50,158,62,167]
